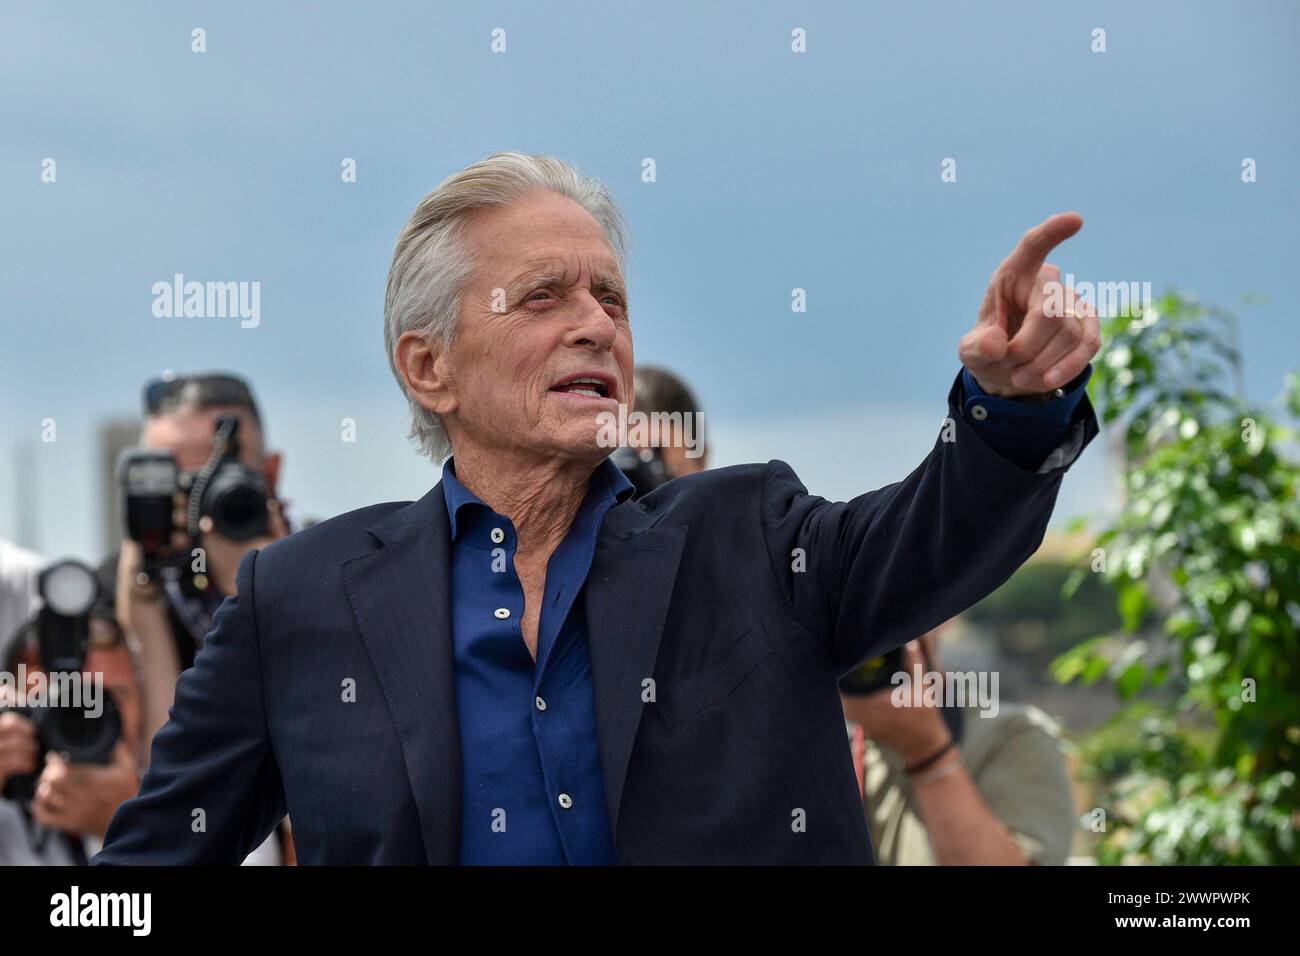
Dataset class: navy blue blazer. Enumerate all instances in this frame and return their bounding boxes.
[96,379,1097,865]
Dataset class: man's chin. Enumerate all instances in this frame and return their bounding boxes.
[543,423,615,463]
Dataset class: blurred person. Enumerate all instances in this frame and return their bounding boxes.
[98,151,1100,865]
[841,625,1075,865]
[1,556,141,864]
[0,538,46,863]
[113,373,286,742]
[614,365,708,493]
[0,539,43,644]
[110,372,292,865]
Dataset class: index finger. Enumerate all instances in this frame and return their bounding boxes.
[1002,212,1084,279]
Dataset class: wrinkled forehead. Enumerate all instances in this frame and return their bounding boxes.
[500,251,628,296]
[462,190,624,283]
[142,405,264,471]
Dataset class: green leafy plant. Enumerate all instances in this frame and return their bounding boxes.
[1055,291,1300,864]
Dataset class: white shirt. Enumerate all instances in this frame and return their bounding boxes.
[0,540,66,864]
[0,539,43,658]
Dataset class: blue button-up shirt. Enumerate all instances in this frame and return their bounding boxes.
[441,366,1087,865]
[444,456,633,865]
[961,366,1091,470]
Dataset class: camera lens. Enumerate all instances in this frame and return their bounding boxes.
[35,686,123,765]
[202,464,269,540]
[40,561,98,618]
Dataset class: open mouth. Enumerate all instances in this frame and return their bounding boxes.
[549,374,615,400]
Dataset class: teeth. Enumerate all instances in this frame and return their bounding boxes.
[557,376,606,397]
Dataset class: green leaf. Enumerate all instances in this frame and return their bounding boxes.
[1119,581,1149,633]
[1081,655,1110,686]
[1051,634,1110,684]
[1116,662,1147,698]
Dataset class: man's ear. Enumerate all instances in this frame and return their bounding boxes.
[395,330,458,417]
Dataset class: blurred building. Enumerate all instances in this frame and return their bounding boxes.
[12,440,39,552]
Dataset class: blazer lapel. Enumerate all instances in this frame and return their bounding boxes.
[585,502,686,839]
[342,482,461,865]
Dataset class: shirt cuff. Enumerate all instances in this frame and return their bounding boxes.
[959,366,1093,471]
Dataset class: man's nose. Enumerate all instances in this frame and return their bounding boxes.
[564,292,617,349]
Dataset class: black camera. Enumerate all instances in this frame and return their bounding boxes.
[1,560,123,802]
[612,446,671,498]
[118,415,269,567]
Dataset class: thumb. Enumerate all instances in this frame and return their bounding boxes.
[977,323,1008,363]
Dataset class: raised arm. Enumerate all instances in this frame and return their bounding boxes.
[761,214,1102,672]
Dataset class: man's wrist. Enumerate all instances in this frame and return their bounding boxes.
[908,748,964,787]
[958,366,1092,470]
[969,373,1068,402]
[1007,387,1068,404]
[966,366,1090,404]
[903,734,955,773]
[895,717,954,767]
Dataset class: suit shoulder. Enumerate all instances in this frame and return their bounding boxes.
[257,499,412,569]
[632,461,808,529]
[650,460,795,499]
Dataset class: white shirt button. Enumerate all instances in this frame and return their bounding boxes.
[535,696,547,711]
[970,404,988,421]
[557,793,573,809]
[494,608,510,620]
[490,527,505,544]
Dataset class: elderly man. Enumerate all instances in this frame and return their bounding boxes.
[97,151,1099,865]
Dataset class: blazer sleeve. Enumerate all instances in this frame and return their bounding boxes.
[94,548,286,865]
[760,371,1098,674]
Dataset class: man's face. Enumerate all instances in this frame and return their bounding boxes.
[141,406,269,479]
[438,189,633,463]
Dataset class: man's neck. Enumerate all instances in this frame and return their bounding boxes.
[448,445,599,559]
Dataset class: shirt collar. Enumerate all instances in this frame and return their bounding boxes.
[441,455,635,542]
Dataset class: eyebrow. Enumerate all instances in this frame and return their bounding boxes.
[507,261,627,299]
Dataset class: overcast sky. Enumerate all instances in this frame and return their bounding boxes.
[2,0,1297,561]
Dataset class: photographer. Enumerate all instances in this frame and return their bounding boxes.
[613,365,707,495]
[110,372,292,864]
[841,624,1075,865]
[1,555,141,864]
[112,373,286,745]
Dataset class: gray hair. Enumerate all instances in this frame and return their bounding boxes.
[383,151,630,463]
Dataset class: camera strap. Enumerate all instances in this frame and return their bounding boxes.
[161,571,217,650]
[184,417,238,539]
